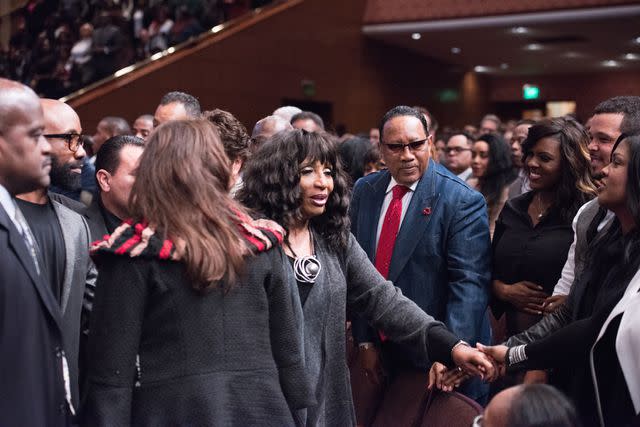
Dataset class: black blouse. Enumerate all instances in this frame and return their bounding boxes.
[492,192,574,334]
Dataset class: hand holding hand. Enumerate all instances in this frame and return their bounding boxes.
[427,362,468,392]
[451,343,498,382]
[476,343,508,378]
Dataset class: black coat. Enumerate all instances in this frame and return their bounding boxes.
[0,203,69,426]
[82,226,312,426]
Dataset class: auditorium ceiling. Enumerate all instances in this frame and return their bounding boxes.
[362,4,640,76]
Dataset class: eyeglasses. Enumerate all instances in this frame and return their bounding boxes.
[44,132,85,153]
[445,147,471,155]
[382,138,428,153]
[472,414,484,427]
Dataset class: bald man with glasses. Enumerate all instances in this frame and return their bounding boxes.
[16,98,97,414]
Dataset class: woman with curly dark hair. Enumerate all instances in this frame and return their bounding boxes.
[239,129,497,426]
[82,120,312,426]
[468,133,518,238]
[490,118,597,381]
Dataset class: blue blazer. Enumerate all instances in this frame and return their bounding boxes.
[350,160,492,348]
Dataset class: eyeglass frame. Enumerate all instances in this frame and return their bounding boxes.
[444,146,472,155]
[381,138,429,153]
[43,132,85,153]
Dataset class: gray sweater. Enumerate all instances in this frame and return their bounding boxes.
[291,233,459,426]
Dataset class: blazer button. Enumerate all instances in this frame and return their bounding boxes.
[54,347,62,358]
[59,403,66,414]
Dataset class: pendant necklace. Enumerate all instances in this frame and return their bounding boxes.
[535,193,548,220]
[287,226,322,284]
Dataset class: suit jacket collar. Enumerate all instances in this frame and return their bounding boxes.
[358,171,391,261]
[388,159,441,282]
[0,203,63,330]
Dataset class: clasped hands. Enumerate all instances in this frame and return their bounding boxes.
[427,343,508,392]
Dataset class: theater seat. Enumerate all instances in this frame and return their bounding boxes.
[371,370,430,427]
[419,390,483,427]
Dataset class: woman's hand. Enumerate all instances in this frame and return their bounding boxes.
[451,344,498,382]
[542,294,567,314]
[476,343,508,378]
[493,280,547,315]
[427,362,468,392]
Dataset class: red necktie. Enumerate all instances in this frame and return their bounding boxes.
[375,185,409,342]
[375,185,409,279]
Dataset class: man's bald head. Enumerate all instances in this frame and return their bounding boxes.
[40,99,82,135]
[40,99,86,191]
[252,115,292,139]
[0,78,42,134]
[0,78,51,194]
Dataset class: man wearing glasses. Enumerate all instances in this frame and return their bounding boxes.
[349,106,491,419]
[444,132,474,181]
[15,98,97,415]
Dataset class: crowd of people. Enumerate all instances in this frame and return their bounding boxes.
[0,0,272,98]
[1,74,639,427]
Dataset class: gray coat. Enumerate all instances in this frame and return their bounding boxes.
[51,200,98,408]
[291,233,459,426]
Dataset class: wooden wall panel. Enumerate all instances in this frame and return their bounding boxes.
[70,0,488,136]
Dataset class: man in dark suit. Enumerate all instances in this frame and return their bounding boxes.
[350,106,492,410]
[0,78,71,425]
[16,98,97,411]
[84,135,145,241]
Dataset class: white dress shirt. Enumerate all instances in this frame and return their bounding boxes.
[374,177,419,251]
[0,183,23,233]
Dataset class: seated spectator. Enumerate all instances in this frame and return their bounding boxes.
[468,133,517,238]
[91,13,124,80]
[168,6,203,46]
[67,23,94,88]
[272,105,302,122]
[146,4,173,54]
[479,384,580,427]
[154,91,201,126]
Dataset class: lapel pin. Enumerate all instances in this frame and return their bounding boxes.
[422,207,432,216]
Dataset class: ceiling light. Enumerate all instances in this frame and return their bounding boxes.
[564,51,582,58]
[511,26,528,34]
[500,63,509,70]
[525,43,543,51]
[451,47,461,54]
[474,65,490,73]
[635,36,640,44]
[602,60,620,67]
[624,53,640,60]
[411,33,421,40]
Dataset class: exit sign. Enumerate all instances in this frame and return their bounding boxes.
[523,84,540,100]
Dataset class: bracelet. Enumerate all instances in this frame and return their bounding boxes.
[507,345,528,366]
[359,342,374,350]
[450,340,470,358]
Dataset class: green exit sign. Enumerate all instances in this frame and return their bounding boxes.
[523,84,540,100]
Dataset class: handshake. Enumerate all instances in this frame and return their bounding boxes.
[427,343,509,392]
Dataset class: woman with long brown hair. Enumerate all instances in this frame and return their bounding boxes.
[82,120,311,426]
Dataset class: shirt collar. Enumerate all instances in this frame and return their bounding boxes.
[0,183,17,222]
[385,176,419,195]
